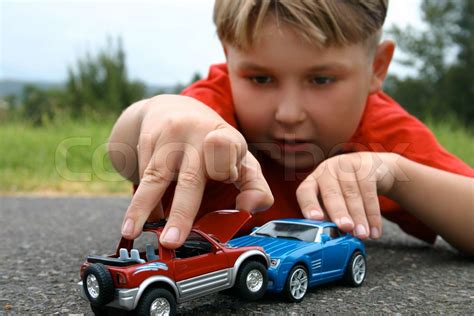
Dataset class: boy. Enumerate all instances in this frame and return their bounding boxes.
[108,0,474,255]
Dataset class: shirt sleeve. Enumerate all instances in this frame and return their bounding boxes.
[360,92,474,176]
[351,91,474,243]
[180,63,238,128]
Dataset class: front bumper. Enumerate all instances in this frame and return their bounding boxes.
[267,262,293,293]
[267,268,279,292]
[77,281,139,311]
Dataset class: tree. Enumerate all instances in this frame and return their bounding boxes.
[65,37,146,117]
[442,0,474,124]
[21,85,64,126]
[386,0,474,125]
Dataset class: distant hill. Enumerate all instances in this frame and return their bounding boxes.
[0,80,63,99]
[0,80,176,100]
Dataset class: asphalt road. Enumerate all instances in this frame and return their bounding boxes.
[0,196,473,314]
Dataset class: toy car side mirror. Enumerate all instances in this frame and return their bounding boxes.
[321,234,330,243]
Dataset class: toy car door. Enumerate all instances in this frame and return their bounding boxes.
[321,227,349,278]
[173,231,230,300]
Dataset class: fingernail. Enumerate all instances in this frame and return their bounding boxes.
[122,218,134,236]
[163,227,180,243]
[355,224,367,237]
[341,217,352,225]
[337,216,353,227]
[310,209,323,219]
[371,227,380,239]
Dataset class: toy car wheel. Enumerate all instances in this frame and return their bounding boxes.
[235,260,268,300]
[344,251,366,287]
[284,265,308,302]
[136,288,176,316]
[82,263,115,307]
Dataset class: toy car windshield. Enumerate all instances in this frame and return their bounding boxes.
[252,221,320,242]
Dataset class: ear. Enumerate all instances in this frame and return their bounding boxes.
[369,40,395,94]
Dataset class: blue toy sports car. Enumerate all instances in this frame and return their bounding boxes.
[229,219,367,302]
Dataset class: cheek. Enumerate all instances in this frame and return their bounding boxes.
[308,81,368,148]
[231,80,274,141]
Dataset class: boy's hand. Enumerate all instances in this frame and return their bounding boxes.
[120,95,273,248]
[296,152,399,239]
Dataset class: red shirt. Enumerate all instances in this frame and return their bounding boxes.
[141,63,474,244]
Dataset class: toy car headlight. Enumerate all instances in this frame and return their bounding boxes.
[270,258,280,268]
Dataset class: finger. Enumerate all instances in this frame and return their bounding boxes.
[296,175,325,220]
[160,145,206,249]
[337,160,369,239]
[355,160,382,239]
[318,165,354,232]
[137,132,154,179]
[234,152,274,212]
[203,126,246,182]
[319,210,331,221]
[316,195,331,221]
[137,132,165,222]
[122,157,173,240]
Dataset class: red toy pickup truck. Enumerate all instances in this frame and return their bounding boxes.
[77,210,270,315]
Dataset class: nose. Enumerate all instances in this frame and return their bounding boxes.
[274,87,307,127]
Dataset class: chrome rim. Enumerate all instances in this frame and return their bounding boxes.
[246,269,264,292]
[150,297,171,316]
[289,268,308,300]
[352,254,366,284]
[86,274,100,299]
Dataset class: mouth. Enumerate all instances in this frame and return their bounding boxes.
[279,139,308,144]
[275,138,313,153]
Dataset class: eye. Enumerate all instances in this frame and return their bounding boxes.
[249,76,273,85]
[311,76,334,85]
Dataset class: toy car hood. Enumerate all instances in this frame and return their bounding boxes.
[193,210,252,243]
[229,235,313,257]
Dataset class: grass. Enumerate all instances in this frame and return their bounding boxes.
[0,116,472,195]
[0,116,131,194]
[425,119,474,167]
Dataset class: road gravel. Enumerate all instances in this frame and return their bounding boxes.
[0,196,472,314]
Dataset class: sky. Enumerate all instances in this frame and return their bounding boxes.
[0,0,423,85]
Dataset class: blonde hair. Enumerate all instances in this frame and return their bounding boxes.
[213,0,388,51]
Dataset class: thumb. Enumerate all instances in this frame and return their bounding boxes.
[234,152,274,212]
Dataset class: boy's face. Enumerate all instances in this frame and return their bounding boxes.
[225,19,389,170]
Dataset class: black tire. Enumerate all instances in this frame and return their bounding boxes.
[234,260,268,300]
[135,288,176,316]
[283,265,308,303]
[344,251,366,287]
[83,263,115,307]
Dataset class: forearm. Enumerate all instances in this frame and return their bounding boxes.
[390,156,474,255]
